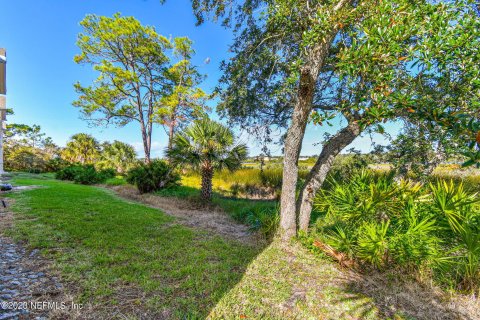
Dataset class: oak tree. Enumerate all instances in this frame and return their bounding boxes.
[179,0,480,239]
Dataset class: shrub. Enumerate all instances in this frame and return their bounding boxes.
[98,168,116,180]
[5,146,48,173]
[310,169,480,291]
[245,206,280,240]
[45,158,71,172]
[327,153,371,183]
[55,165,84,181]
[55,165,112,185]
[126,160,179,193]
[72,165,100,184]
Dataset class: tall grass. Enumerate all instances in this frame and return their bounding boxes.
[181,166,309,199]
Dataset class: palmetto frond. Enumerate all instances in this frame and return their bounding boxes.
[166,118,248,171]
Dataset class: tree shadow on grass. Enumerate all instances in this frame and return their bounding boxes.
[5,178,272,320]
[334,270,479,320]
[204,240,479,320]
[96,232,268,319]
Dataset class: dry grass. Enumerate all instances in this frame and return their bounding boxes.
[107,184,263,245]
[209,241,480,320]
[347,271,480,320]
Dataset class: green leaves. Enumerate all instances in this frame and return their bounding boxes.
[429,180,479,234]
[356,220,390,268]
[312,169,480,288]
[73,13,208,161]
[74,13,172,128]
[157,36,208,142]
[61,133,101,165]
[191,0,480,159]
[166,118,248,172]
[98,141,137,174]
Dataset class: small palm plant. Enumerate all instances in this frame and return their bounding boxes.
[166,118,248,201]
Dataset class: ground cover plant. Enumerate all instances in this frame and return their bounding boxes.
[309,169,480,292]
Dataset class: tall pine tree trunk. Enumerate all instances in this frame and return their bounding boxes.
[167,116,176,150]
[297,121,361,231]
[140,120,152,164]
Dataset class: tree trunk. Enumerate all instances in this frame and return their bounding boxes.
[140,120,151,164]
[279,39,336,240]
[147,120,153,163]
[280,69,316,240]
[167,116,175,150]
[297,121,361,231]
[201,163,213,201]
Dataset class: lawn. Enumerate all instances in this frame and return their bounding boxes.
[4,174,259,318]
[4,173,477,319]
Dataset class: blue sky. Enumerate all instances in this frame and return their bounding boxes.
[0,0,400,158]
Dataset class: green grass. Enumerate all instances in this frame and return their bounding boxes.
[104,176,128,186]
[5,174,259,318]
[4,173,472,319]
[156,184,277,224]
[210,241,384,319]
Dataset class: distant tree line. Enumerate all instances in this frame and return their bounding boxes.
[5,118,138,174]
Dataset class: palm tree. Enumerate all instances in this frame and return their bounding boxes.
[100,141,137,173]
[166,118,248,201]
[61,133,100,165]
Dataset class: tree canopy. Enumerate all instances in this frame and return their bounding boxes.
[74,13,207,162]
[99,140,138,173]
[61,133,101,165]
[166,118,248,200]
[177,0,480,238]
[157,37,209,149]
[4,122,60,173]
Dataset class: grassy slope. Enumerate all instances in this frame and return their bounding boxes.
[7,174,466,319]
[209,241,381,320]
[156,184,277,224]
[5,174,259,318]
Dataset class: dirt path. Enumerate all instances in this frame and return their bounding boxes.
[107,185,260,245]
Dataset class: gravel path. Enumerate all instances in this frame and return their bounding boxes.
[0,200,74,320]
[0,236,67,320]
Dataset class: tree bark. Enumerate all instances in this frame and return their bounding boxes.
[279,40,335,240]
[201,163,213,201]
[147,118,153,163]
[297,121,361,231]
[140,120,151,164]
[280,69,316,240]
[167,115,176,150]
